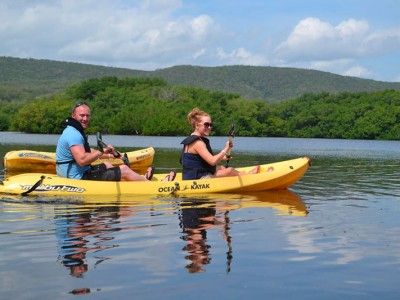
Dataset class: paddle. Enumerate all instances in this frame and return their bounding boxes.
[225,123,235,167]
[96,132,130,166]
[21,175,45,196]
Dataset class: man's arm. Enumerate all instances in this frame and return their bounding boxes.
[70,145,103,166]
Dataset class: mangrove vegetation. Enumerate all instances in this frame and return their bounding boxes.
[1,76,399,140]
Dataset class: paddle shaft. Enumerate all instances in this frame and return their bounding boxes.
[97,132,130,166]
[21,175,45,196]
[97,138,121,158]
[225,124,235,167]
[225,137,233,167]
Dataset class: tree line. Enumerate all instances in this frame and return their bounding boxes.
[1,76,399,140]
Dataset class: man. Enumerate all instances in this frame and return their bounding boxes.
[56,102,149,181]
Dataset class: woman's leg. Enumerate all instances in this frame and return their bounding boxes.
[215,165,260,177]
[246,165,260,174]
[214,166,239,177]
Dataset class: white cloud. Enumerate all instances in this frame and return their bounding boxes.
[275,58,374,80]
[309,59,353,71]
[342,66,373,78]
[272,17,400,80]
[190,15,214,39]
[216,47,267,65]
[0,0,220,69]
[362,28,400,55]
[193,48,206,59]
[276,17,400,63]
[336,18,369,37]
[276,17,371,61]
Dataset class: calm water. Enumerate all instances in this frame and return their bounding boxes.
[1,133,400,299]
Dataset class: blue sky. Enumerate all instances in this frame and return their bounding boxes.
[1,0,399,81]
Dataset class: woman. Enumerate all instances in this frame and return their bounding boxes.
[181,108,259,180]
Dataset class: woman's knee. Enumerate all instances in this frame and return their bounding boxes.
[227,167,239,176]
[216,167,237,177]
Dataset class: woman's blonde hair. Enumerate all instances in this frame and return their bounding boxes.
[187,108,209,129]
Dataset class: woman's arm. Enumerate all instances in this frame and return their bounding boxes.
[192,140,231,166]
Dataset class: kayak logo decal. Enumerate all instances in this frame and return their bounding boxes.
[190,181,210,190]
[18,152,53,160]
[158,184,180,193]
[135,154,151,161]
[157,181,210,193]
[21,184,85,193]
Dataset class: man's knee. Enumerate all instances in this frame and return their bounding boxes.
[119,164,131,175]
[104,162,113,168]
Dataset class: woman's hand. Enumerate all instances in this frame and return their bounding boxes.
[224,140,233,153]
[218,140,232,161]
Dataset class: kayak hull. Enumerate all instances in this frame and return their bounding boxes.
[0,157,310,196]
[3,147,155,175]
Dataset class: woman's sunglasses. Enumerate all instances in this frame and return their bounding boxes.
[202,122,213,128]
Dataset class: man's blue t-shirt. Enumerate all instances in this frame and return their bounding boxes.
[56,126,90,179]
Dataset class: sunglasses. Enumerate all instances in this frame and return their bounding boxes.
[74,101,89,108]
[72,101,89,113]
[202,122,213,128]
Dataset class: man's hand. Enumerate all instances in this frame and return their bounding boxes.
[103,144,115,155]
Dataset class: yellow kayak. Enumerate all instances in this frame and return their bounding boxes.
[0,157,310,196]
[3,147,155,175]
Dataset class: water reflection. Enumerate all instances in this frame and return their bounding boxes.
[0,190,309,298]
[179,199,232,273]
[53,190,307,276]
[1,190,307,279]
[53,204,133,295]
[177,190,307,273]
[55,206,119,277]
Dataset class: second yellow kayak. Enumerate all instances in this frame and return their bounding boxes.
[3,147,155,175]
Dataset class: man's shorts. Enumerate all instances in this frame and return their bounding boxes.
[82,163,121,181]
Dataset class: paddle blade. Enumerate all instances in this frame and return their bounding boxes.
[122,153,130,166]
[227,123,236,137]
[96,132,107,152]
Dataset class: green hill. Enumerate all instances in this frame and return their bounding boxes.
[0,56,148,101]
[154,65,400,102]
[1,56,400,102]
